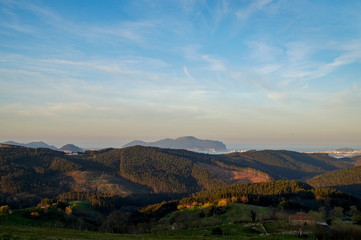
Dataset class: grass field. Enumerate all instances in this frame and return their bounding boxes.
[0,202,315,239]
[0,208,54,228]
[0,224,310,240]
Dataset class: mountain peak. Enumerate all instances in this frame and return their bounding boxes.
[177,136,197,140]
[59,144,84,153]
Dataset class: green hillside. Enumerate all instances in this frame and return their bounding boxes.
[1,180,361,239]
[307,166,361,198]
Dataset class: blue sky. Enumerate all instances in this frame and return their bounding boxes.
[1,0,361,149]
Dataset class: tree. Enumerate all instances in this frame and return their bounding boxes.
[40,198,53,207]
[65,206,73,215]
[212,227,223,235]
[0,205,11,216]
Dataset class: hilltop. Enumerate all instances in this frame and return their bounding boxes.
[59,144,84,153]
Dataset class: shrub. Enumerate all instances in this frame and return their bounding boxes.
[212,227,223,235]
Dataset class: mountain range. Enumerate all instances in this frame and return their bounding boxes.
[1,141,59,150]
[1,141,84,153]
[123,136,227,152]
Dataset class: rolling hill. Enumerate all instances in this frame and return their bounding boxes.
[0,144,358,209]
[91,145,226,193]
[0,145,267,208]
[222,150,353,180]
[2,145,361,239]
[307,166,361,198]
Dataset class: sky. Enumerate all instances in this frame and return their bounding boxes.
[1,0,361,150]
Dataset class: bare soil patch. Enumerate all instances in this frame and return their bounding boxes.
[65,170,151,195]
[198,163,269,184]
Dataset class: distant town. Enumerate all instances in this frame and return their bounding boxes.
[319,148,361,158]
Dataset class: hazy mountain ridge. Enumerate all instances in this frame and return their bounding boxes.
[123,136,227,151]
[1,141,83,152]
[2,141,58,150]
[59,144,84,153]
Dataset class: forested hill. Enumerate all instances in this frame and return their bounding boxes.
[222,150,353,180]
[0,145,230,206]
[91,146,226,193]
[178,180,361,211]
[307,166,361,198]
[0,144,357,209]
[0,145,82,206]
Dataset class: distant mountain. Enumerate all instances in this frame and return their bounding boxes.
[26,141,58,150]
[59,144,84,153]
[1,140,58,150]
[123,136,227,152]
[1,141,24,146]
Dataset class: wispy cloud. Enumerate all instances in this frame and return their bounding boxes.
[183,44,203,61]
[1,1,156,46]
[281,39,361,81]
[246,41,283,62]
[202,55,226,72]
[236,0,273,20]
[183,66,193,80]
[81,21,156,44]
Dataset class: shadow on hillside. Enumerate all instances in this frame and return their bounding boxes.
[331,184,361,198]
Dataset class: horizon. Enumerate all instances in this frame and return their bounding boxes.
[1,1,361,148]
[1,136,359,153]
